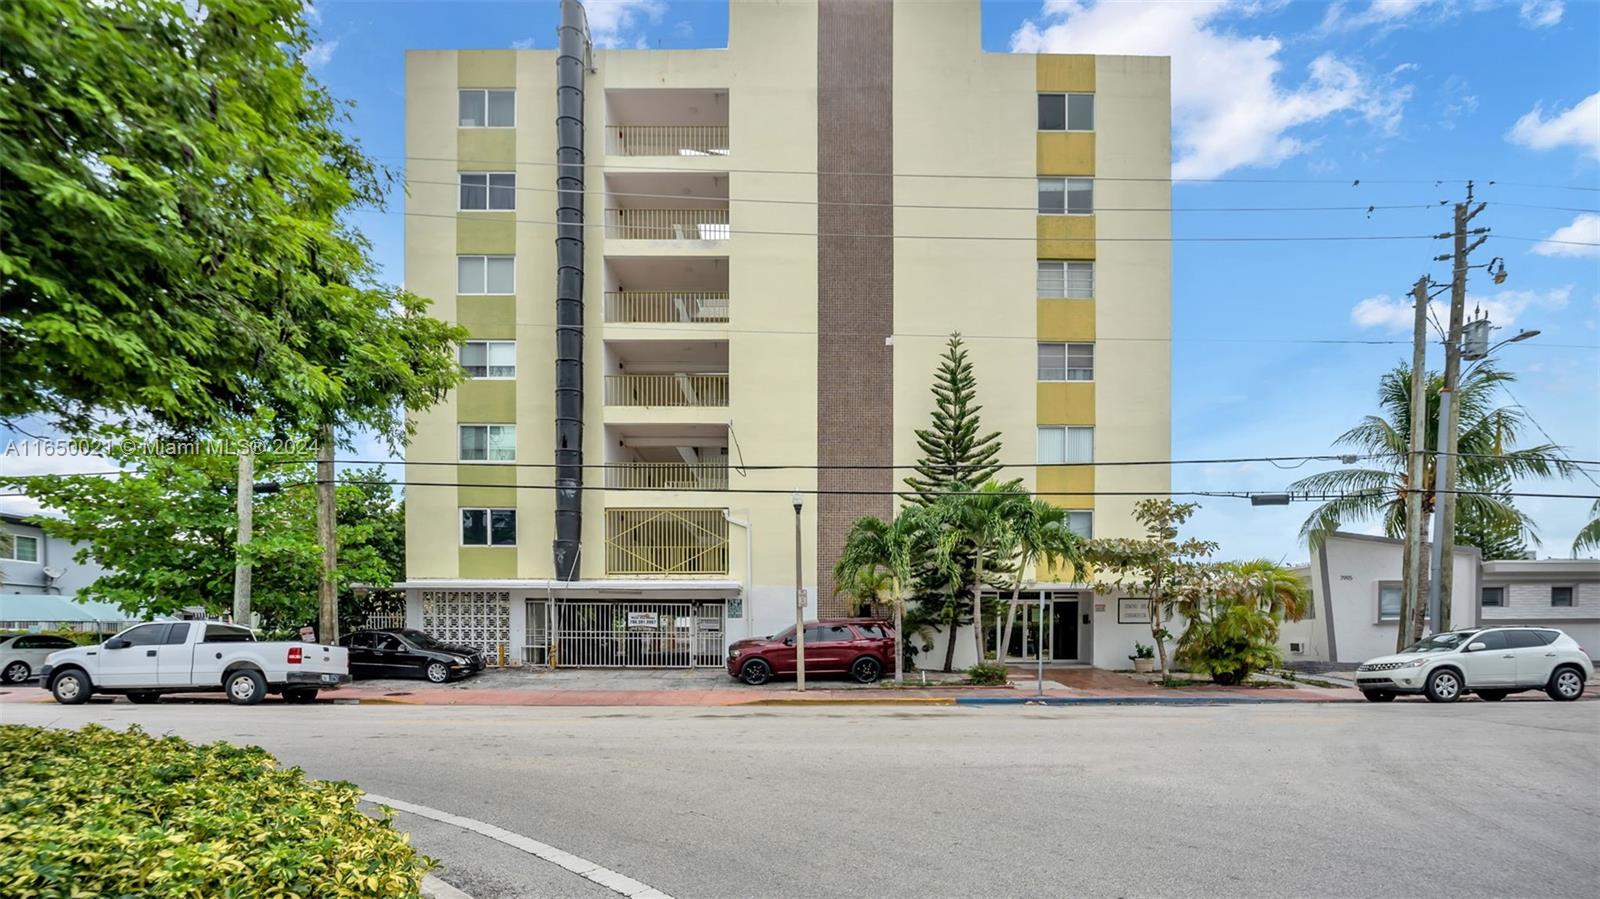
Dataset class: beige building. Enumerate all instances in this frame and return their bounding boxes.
[399,0,1171,671]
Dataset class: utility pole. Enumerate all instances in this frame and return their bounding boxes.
[316,424,338,644]
[1398,276,1429,651]
[232,445,254,627]
[792,490,806,691]
[1426,182,1488,633]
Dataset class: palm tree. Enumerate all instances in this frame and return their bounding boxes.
[1290,362,1572,549]
[1222,559,1312,622]
[1574,500,1600,557]
[929,480,1030,664]
[996,501,1087,664]
[835,567,893,617]
[834,505,937,684]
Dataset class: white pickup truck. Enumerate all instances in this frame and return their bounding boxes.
[40,620,350,706]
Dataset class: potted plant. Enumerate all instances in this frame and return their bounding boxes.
[1129,642,1156,673]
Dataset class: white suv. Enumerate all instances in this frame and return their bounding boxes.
[1356,627,1592,703]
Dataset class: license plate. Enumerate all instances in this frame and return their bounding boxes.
[321,674,339,683]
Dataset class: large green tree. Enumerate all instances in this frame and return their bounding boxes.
[834,505,940,684]
[1455,468,1530,561]
[1085,500,1217,678]
[929,480,1030,664]
[1574,500,1600,557]
[995,500,1087,664]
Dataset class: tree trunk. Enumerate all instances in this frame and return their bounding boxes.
[998,582,1021,665]
[941,596,958,673]
[316,425,338,643]
[971,552,986,664]
[1151,587,1169,679]
[893,602,904,684]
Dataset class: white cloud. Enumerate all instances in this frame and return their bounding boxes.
[1009,1,1415,179]
[1350,286,1572,330]
[1506,92,1600,159]
[1531,213,1600,258]
[302,2,321,26]
[303,39,338,69]
[1321,0,1438,31]
[585,0,666,49]
[511,37,538,50]
[1518,0,1564,27]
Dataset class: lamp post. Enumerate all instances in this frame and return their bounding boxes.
[792,490,806,692]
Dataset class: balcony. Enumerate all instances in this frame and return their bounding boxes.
[605,89,728,159]
[606,125,729,158]
[605,508,729,576]
[604,208,729,241]
[603,423,730,495]
[604,173,728,246]
[605,291,729,324]
[604,373,728,407]
[605,462,729,490]
[604,257,729,326]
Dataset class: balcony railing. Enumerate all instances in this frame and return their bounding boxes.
[605,508,729,576]
[605,291,730,324]
[605,208,730,241]
[605,462,729,490]
[606,125,729,157]
[604,373,728,407]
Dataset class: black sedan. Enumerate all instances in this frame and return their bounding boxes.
[338,628,486,683]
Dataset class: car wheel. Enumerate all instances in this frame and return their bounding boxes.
[283,688,319,704]
[2,661,30,684]
[850,656,882,684]
[1546,666,1585,702]
[1424,668,1462,703]
[126,692,160,704]
[1361,690,1396,702]
[424,661,450,684]
[739,659,773,686]
[1476,690,1508,702]
[225,669,267,705]
[50,670,91,705]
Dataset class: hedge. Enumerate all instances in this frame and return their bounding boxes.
[0,724,433,898]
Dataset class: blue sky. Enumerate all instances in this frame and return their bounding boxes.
[3,0,1596,563]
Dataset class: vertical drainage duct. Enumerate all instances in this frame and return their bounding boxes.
[553,0,587,581]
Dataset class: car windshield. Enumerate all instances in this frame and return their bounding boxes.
[1402,632,1477,653]
[399,629,447,649]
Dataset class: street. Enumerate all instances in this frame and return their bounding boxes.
[2,700,1596,898]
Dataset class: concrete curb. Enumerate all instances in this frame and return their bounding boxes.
[422,874,474,899]
[740,696,958,706]
[955,695,1359,706]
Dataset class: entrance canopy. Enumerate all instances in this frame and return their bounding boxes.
[394,579,742,600]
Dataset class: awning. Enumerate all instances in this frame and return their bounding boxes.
[0,592,139,624]
[392,579,743,599]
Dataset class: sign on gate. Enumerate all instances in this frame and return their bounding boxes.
[627,611,659,628]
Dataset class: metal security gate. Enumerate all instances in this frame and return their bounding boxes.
[552,600,726,668]
[524,599,550,667]
[421,590,511,664]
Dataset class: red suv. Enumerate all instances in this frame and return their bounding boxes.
[726,619,895,686]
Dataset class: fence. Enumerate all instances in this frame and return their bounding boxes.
[549,600,727,667]
[605,462,729,491]
[604,508,729,576]
[420,590,511,664]
[604,291,730,324]
[604,208,729,240]
[603,373,728,407]
[605,125,729,157]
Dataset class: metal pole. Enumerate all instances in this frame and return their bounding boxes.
[793,493,806,691]
[1036,592,1045,696]
[1426,394,1454,633]
[1399,277,1429,650]
[232,445,254,627]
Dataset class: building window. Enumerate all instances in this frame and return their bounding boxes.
[457,255,515,294]
[1038,93,1094,132]
[1481,586,1505,608]
[1037,343,1093,381]
[1037,426,1093,464]
[1066,510,1093,539]
[462,508,517,546]
[460,341,516,379]
[1378,583,1401,621]
[459,424,516,462]
[1551,586,1574,607]
[1,534,39,562]
[1038,261,1093,299]
[459,172,516,211]
[459,89,516,128]
[1038,178,1092,215]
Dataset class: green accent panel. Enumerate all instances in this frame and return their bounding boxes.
[458,380,516,421]
[457,214,517,254]
[459,129,517,167]
[458,296,517,339]
[458,485,518,507]
[458,51,517,87]
[459,546,519,578]
[458,465,517,487]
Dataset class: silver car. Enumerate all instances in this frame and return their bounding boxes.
[1,633,79,683]
[1356,627,1592,703]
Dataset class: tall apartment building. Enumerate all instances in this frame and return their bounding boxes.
[399,0,1170,671]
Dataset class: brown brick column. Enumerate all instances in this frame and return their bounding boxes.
[816,0,893,615]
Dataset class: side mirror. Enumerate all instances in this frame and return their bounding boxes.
[105,638,131,650]
[1466,642,1487,652]
[783,637,795,646]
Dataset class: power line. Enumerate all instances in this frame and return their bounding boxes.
[1495,382,1600,492]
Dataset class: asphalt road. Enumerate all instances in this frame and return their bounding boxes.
[3,701,1597,899]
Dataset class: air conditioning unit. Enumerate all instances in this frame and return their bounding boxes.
[1289,642,1305,654]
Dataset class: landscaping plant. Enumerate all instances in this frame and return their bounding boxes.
[965,662,1010,686]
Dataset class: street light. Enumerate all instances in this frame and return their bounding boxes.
[791,489,806,692]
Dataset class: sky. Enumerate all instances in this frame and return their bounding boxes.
[3,0,1597,564]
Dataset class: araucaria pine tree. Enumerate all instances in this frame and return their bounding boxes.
[903,333,1003,504]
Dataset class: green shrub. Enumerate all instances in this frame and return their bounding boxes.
[0,724,433,898]
[1174,597,1282,685]
[965,662,1010,686]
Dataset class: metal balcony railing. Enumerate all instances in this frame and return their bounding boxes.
[604,208,730,241]
[604,291,730,324]
[604,373,728,407]
[606,462,729,491]
[605,125,730,157]
[605,508,729,576]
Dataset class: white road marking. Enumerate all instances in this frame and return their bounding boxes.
[364,793,674,899]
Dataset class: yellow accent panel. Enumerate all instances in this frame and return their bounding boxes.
[457,51,516,87]
[458,485,517,507]
[458,380,516,422]
[458,464,516,488]
[457,214,516,254]
[1036,55,1095,93]
[458,297,517,338]
[1039,560,1091,583]
[1037,216,1095,260]
[1036,382,1095,425]
[1037,133,1095,175]
[1037,300,1095,341]
[458,546,519,578]
[1037,466,1093,501]
[458,129,517,167]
